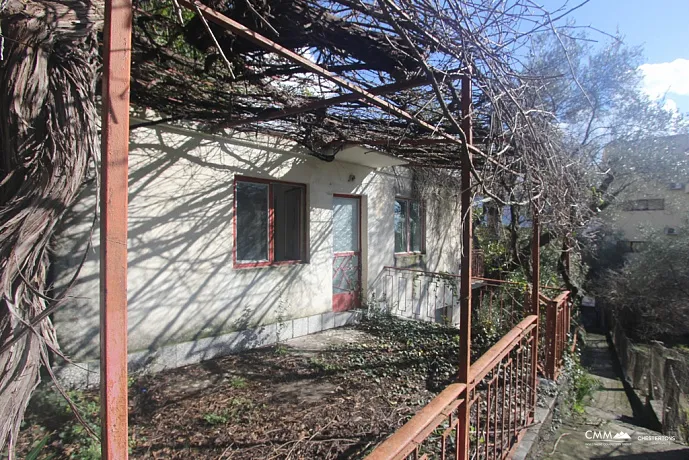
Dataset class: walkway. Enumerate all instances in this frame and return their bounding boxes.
[529,333,689,459]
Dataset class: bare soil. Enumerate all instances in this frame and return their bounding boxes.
[14,315,473,459]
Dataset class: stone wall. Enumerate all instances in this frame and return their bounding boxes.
[611,321,689,442]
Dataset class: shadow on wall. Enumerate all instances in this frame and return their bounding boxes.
[50,124,378,362]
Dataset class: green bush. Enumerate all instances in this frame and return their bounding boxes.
[596,228,689,342]
[564,352,600,413]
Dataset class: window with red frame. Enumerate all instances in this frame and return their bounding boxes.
[235,178,306,266]
[394,198,425,253]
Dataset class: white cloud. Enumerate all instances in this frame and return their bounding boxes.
[639,59,689,99]
[663,98,679,113]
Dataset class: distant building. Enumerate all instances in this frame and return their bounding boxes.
[605,134,689,252]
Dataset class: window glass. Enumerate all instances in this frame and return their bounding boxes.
[333,254,360,294]
[647,199,664,210]
[274,184,304,261]
[333,197,359,252]
[236,181,269,262]
[623,199,664,211]
[410,201,423,252]
[631,241,648,252]
[394,199,408,253]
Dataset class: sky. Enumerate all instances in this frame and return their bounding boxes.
[541,0,689,114]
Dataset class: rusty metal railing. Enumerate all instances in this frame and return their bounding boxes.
[543,291,571,380]
[473,278,530,332]
[472,249,485,278]
[467,315,538,460]
[472,278,571,380]
[363,382,468,459]
[366,315,538,460]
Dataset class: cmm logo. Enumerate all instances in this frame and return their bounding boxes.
[585,430,632,442]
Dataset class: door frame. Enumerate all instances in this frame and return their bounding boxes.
[332,194,362,312]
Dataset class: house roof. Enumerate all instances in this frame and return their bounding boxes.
[330,145,408,168]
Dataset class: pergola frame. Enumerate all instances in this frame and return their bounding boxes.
[99,1,496,459]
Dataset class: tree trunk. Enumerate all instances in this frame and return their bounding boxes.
[0,0,101,455]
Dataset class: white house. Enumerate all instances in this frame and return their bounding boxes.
[604,134,689,252]
[51,120,463,386]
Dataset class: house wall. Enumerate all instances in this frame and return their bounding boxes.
[51,122,462,369]
[603,134,689,243]
[604,181,689,241]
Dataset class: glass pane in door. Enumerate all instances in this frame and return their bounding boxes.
[333,196,360,252]
[333,254,360,295]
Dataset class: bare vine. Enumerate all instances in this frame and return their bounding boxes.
[0,0,644,455]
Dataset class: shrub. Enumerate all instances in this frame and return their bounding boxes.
[596,229,689,342]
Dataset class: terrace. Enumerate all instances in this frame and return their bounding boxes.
[0,0,581,457]
[17,282,571,459]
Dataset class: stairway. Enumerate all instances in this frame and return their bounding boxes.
[530,334,689,459]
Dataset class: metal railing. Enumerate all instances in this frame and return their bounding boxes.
[370,256,487,326]
[366,315,538,460]
[372,270,571,380]
[543,291,572,380]
[372,267,461,324]
[473,277,572,380]
[473,278,530,332]
[472,249,485,278]
[363,382,468,460]
[467,316,538,460]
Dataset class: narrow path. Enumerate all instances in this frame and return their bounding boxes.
[530,333,689,459]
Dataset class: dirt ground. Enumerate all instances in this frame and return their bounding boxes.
[14,315,473,459]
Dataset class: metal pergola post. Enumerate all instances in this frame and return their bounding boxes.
[100,0,133,456]
[530,209,540,413]
[457,73,473,460]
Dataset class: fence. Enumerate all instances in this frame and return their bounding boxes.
[369,249,486,325]
[371,270,572,381]
[371,267,462,324]
[365,271,573,460]
[365,315,538,460]
[473,278,530,333]
[543,291,571,380]
[472,249,485,278]
[610,321,689,442]
[473,278,571,381]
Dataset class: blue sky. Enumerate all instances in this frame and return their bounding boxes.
[541,0,689,114]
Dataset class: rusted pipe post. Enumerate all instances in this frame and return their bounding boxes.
[544,299,556,379]
[563,238,572,348]
[530,209,540,413]
[100,0,132,457]
[457,73,473,460]
[562,238,571,275]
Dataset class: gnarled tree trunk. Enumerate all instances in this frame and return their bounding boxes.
[0,0,102,455]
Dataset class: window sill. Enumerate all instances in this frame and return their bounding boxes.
[394,253,427,270]
[234,260,306,269]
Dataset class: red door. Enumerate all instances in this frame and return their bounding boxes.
[332,195,361,312]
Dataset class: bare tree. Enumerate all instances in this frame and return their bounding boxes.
[1,0,660,454]
[0,0,101,453]
[598,229,689,342]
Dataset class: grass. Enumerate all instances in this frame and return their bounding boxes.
[228,376,248,389]
[19,388,102,459]
[14,313,520,459]
[203,412,229,426]
[202,396,256,426]
[564,352,601,414]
